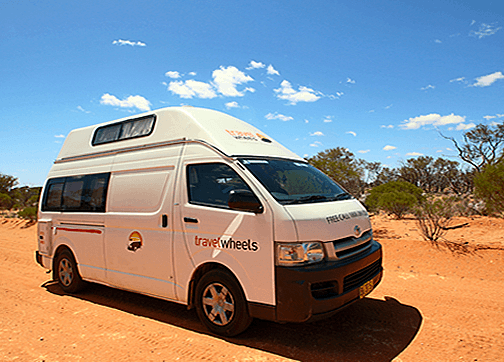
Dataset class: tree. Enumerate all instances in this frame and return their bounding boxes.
[398,156,436,192]
[365,181,424,219]
[474,161,504,215]
[441,123,504,173]
[307,147,364,197]
[0,173,18,195]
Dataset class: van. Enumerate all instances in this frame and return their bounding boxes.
[36,106,382,336]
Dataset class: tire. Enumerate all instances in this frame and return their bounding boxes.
[54,249,86,293]
[195,269,252,336]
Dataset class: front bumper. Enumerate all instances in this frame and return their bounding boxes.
[274,239,382,323]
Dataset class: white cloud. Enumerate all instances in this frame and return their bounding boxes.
[265,112,293,122]
[246,61,266,70]
[435,39,442,44]
[310,131,324,136]
[100,93,151,111]
[323,116,333,123]
[274,80,322,105]
[168,80,217,99]
[455,122,476,131]
[450,77,466,83]
[346,78,355,84]
[484,115,496,120]
[358,150,370,154]
[225,101,240,109]
[188,72,197,76]
[383,145,397,151]
[421,84,435,90]
[346,131,357,137]
[469,23,502,39]
[381,125,394,129]
[406,152,423,156]
[267,65,280,76]
[212,66,254,97]
[471,71,504,87]
[165,71,181,79]
[400,113,466,130]
[112,39,146,47]
[77,106,90,114]
[310,141,323,147]
[54,134,65,138]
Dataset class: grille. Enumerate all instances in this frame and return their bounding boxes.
[336,240,372,259]
[343,259,382,293]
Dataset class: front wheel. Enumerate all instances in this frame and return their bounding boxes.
[54,249,86,293]
[195,269,252,336]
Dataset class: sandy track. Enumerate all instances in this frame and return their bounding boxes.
[1,216,503,361]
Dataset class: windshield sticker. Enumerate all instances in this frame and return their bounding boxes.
[194,236,259,252]
[326,210,368,224]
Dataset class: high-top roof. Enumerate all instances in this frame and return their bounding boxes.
[56,106,302,162]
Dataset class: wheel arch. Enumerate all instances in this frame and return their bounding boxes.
[187,262,243,310]
[52,244,76,280]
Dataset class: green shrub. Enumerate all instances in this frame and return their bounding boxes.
[474,161,504,216]
[18,207,38,222]
[366,181,423,218]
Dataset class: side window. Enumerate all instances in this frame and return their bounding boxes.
[62,177,85,210]
[187,163,251,208]
[41,173,110,212]
[44,179,65,210]
[92,115,155,146]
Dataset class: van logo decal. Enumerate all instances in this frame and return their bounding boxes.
[225,129,272,143]
[127,231,143,252]
[194,236,259,252]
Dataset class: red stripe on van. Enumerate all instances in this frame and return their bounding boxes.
[57,227,102,235]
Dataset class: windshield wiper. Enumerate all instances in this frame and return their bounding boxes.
[332,192,353,201]
[283,195,328,204]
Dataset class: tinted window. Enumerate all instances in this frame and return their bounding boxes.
[92,115,155,146]
[187,163,252,208]
[42,173,110,212]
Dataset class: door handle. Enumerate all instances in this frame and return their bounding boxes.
[162,214,168,228]
[184,217,199,224]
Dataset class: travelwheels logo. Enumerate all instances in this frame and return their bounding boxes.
[225,129,272,143]
[194,236,259,252]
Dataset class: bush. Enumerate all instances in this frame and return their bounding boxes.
[414,196,458,243]
[18,207,38,222]
[474,161,504,216]
[366,181,423,218]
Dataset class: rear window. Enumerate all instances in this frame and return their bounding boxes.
[41,173,110,212]
[92,115,155,146]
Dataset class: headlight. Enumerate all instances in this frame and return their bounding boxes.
[276,241,325,266]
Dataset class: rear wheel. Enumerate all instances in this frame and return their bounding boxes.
[195,269,252,336]
[54,249,86,293]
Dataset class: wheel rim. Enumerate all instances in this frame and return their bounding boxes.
[202,282,235,326]
[58,258,73,287]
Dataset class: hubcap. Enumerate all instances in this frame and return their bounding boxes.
[202,282,235,326]
[59,258,73,286]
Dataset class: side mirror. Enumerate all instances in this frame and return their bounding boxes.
[228,189,264,214]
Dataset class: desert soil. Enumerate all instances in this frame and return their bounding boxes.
[1,215,504,362]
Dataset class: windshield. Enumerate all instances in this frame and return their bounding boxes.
[239,158,352,205]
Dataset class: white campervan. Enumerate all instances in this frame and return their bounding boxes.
[36,106,382,336]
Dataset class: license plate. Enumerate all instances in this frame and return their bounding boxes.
[359,279,374,298]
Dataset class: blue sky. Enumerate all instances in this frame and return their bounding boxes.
[1,0,503,186]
